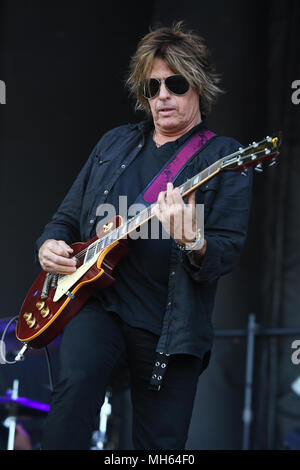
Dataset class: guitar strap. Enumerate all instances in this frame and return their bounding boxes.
[133,128,217,392]
[134,128,216,208]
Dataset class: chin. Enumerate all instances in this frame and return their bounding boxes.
[156,118,180,130]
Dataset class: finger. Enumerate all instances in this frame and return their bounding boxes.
[166,182,176,206]
[187,190,196,206]
[43,251,77,267]
[43,263,77,275]
[47,244,75,262]
[153,204,161,218]
[186,191,196,221]
[157,190,168,211]
[56,240,74,257]
[40,253,77,272]
[171,186,185,206]
[44,240,73,258]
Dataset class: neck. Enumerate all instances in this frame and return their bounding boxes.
[153,113,202,146]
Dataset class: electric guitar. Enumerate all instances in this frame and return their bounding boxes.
[15,134,282,352]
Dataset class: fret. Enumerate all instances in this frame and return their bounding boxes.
[91,158,224,254]
[183,180,192,192]
[136,213,144,226]
[193,175,200,185]
[119,224,127,237]
[102,237,109,248]
[212,162,219,173]
[147,206,153,218]
[109,230,116,242]
[111,229,118,241]
[96,240,102,253]
[127,218,137,232]
[114,227,119,240]
[86,243,97,262]
[139,208,151,223]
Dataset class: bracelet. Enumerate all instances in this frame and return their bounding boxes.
[176,228,204,252]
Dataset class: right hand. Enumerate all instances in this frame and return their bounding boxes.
[38,239,77,274]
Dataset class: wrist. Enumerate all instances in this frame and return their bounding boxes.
[176,228,204,252]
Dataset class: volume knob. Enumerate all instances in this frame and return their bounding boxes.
[27,318,36,328]
[23,312,32,321]
[40,307,50,318]
[36,301,45,310]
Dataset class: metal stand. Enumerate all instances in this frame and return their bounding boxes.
[6,379,19,450]
[242,314,257,450]
[91,392,112,450]
[215,315,300,450]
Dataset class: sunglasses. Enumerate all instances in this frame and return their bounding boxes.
[140,74,190,99]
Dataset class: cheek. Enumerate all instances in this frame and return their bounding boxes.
[148,99,157,117]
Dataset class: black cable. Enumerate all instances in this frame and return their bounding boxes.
[0,315,19,364]
[1,316,54,400]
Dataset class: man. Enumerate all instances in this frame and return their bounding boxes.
[37,23,252,449]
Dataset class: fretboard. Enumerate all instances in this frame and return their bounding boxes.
[83,157,223,262]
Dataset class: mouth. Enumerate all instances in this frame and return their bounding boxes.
[157,107,176,116]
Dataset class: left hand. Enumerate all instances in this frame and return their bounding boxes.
[153,182,197,245]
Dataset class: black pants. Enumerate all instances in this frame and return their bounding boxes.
[42,297,204,450]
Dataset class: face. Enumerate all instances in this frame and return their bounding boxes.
[147,57,201,137]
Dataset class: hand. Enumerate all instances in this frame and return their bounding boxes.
[38,239,77,274]
[153,182,198,245]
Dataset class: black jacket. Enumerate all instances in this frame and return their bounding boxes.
[35,121,253,368]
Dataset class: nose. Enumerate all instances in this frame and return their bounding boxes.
[157,80,171,99]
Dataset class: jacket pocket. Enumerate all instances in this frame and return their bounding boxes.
[196,175,219,213]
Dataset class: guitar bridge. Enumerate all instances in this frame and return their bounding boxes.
[66,291,75,300]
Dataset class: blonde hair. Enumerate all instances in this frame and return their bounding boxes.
[126,22,223,115]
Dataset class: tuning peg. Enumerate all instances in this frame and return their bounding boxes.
[254,163,263,173]
[269,158,277,167]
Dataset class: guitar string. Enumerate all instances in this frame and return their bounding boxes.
[60,145,271,266]
[71,161,221,261]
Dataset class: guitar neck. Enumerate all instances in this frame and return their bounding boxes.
[88,157,223,259]
[86,133,282,260]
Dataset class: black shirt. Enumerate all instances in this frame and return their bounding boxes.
[94,122,206,334]
[35,117,252,361]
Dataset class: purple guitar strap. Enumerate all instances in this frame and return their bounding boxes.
[135,128,216,208]
[136,127,216,391]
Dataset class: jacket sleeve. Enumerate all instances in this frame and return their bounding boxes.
[179,152,253,283]
[33,124,136,264]
[34,143,99,263]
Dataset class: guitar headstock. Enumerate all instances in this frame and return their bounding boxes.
[221,133,282,172]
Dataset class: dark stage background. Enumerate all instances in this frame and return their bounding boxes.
[0,0,300,450]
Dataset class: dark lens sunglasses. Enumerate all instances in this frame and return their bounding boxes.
[141,74,190,99]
